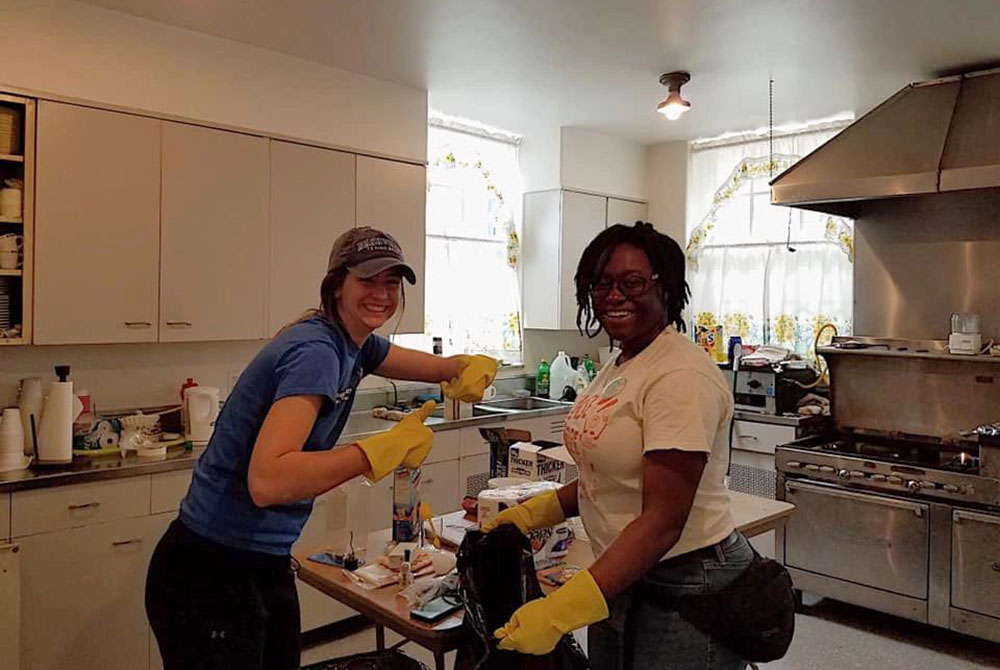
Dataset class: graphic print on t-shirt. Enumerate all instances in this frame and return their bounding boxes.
[563,393,618,501]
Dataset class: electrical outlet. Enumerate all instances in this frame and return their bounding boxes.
[227,369,242,397]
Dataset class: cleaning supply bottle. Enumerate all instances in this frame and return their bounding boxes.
[582,354,597,381]
[549,351,574,401]
[536,359,550,398]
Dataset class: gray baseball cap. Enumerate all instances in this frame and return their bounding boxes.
[327,227,416,284]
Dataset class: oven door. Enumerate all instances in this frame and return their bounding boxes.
[952,509,1000,619]
[783,480,930,598]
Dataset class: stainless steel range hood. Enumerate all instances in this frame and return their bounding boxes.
[771,68,1000,215]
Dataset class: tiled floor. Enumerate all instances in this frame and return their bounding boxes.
[301,598,1000,670]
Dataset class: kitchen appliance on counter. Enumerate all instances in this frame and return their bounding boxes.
[183,386,219,445]
[775,336,1000,643]
[734,362,817,415]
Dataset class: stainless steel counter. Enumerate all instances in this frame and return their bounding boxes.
[0,403,573,493]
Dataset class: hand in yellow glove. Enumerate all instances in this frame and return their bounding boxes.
[480,489,565,534]
[495,570,609,655]
[441,355,499,403]
[356,401,435,482]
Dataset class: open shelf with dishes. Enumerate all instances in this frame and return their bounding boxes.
[0,92,34,346]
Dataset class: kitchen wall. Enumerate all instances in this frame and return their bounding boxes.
[0,0,426,161]
[645,140,688,243]
[560,127,648,200]
[854,190,1000,341]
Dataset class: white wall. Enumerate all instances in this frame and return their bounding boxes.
[0,0,427,161]
[646,140,688,243]
[520,126,562,193]
[560,127,647,200]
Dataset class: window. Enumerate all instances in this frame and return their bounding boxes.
[416,119,523,364]
[685,121,855,356]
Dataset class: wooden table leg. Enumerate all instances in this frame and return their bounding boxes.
[434,650,446,670]
[375,624,386,651]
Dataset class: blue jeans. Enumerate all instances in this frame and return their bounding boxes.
[588,531,753,670]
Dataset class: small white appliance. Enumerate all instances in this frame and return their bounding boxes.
[949,313,982,356]
[184,386,219,445]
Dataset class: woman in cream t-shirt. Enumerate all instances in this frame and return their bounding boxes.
[485,222,752,670]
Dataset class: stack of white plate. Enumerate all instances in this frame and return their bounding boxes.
[0,277,11,330]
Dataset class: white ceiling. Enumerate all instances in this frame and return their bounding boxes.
[81,0,1000,142]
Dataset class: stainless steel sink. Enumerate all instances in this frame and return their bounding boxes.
[474,397,574,413]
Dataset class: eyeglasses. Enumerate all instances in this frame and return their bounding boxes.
[590,274,659,299]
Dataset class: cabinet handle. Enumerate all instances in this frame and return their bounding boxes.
[165,320,193,327]
[112,538,143,547]
[124,321,153,328]
[68,501,101,511]
[424,478,435,484]
[739,434,760,441]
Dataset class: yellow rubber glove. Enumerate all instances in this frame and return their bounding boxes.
[480,489,565,534]
[495,570,609,655]
[357,401,435,482]
[441,355,499,403]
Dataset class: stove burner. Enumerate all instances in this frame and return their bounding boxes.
[800,434,977,473]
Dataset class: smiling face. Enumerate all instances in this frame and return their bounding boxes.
[592,243,667,354]
[335,268,402,341]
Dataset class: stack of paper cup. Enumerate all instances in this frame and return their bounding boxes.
[0,407,28,471]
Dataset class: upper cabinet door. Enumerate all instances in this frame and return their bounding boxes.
[559,191,607,329]
[160,123,268,342]
[268,141,355,336]
[34,102,161,344]
[606,197,648,227]
[355,156,426,335]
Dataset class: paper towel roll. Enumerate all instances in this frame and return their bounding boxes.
[37,381,82,464]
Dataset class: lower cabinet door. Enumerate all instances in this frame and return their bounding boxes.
[292,493,356,633]
[21,515,167,670]
[420,460,461,516]
[459,454,490,500]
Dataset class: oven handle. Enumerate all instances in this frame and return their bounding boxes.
[953,509,1000,526]
[785,480,927,518]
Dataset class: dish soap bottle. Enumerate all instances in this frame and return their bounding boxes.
[536,359,550,398]
[582,354,597,381]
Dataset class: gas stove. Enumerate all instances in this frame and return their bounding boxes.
[777,432,1000,508]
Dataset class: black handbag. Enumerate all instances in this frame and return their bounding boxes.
[639,549,795,663]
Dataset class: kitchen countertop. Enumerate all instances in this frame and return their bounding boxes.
[0,402,573,493]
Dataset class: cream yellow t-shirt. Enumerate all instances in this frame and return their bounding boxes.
[563,327,735,560]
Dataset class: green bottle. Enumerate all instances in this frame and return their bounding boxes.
[582,354,597,381]
[536,358,551,398]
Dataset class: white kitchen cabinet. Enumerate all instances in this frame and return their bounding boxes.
[507,414,568,442]
[355,156,426,334]
[160,122,269,342]
[34,102,161,344]
[425,428,461,465]
[523,189,622,330]
[11,477,151,538]
[292,492,356,633]
[606,197,648,227]
[20,514,165,670]
[150,469,193,515]
[269,141,356,335]
[369,474,394,531]
[420,460,461,516]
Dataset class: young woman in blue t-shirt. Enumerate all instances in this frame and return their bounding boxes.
[145,227,497,670]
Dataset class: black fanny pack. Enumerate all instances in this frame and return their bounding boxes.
[639,547,796,663]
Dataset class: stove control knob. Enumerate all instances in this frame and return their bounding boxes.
[819,465,836,474]
[886,475,903,485]
[785,461,802,469]
[943,484,960,493]
[906,480,920,492]
[849,471,866,478]
[918,481,936,490]
[804,464,821,472]
[871,474,887,482]
[837,469,851,479]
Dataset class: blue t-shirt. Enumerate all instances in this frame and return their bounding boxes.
[179,315,390,555]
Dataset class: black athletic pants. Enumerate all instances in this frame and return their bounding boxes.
[145,519,301,670]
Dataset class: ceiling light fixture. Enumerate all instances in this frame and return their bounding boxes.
[657,71,691,120]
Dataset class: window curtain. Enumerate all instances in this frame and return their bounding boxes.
[422,125,523,363]
[686,127,854,356]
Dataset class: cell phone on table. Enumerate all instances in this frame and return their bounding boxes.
[410,595,462,623]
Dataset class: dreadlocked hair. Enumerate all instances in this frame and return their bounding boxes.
[574,221,690,338]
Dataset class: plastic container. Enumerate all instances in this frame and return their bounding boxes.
[549,351,575,401]
[536,359,550,398]
[582,354,597,381]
